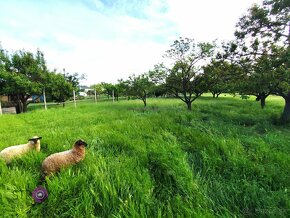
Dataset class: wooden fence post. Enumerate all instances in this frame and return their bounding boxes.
[94,89,97,103]
[43,89,47,111]
[73,90,76,108]
[112,90,115,102]
[0,101,2,115]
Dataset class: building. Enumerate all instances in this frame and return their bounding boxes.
[0,95,16,114]
[79,85,93,97]
[0,95,10,102]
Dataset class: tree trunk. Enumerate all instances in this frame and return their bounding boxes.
[216,93,221,98]
[22,101,28,112]
[260,96,266,109]
[16,95,24,113]
[143,98,147,107]
[18,95,31,113]
[281,95,290,124]
[142,92,147,107]
[15,102,22,114]
[186,101,192,110]
[21,98,29,112]
[63,102,65,107]
[255,93,268,109]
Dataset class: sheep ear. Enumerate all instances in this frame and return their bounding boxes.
[28,137,42,141]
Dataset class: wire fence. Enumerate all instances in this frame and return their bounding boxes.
[0,88,121,115]
[27,94,121,112]
[0,97,118,115]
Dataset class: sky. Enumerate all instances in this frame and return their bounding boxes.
[0,0,263,86]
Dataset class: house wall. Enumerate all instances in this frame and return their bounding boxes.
[0,95,9,102]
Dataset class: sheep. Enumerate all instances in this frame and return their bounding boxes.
[41,139,87,177]
[0,136,42,163]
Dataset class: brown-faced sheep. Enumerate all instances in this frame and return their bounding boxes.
[42,139,87,177]
[0,136,42,163]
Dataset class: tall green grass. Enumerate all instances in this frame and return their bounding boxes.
[0,96,289,217]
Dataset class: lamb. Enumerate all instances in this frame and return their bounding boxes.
[0,136,42,163]
[41,139,87,177]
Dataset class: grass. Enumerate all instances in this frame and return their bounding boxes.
[0,95,289,217]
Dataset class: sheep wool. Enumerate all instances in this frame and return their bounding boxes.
[0,136,42,163]
[42,139,88,177]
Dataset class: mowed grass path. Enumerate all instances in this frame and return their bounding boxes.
[0,96,289,217]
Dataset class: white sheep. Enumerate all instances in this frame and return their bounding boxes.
[0,136,42,163]
[41,139,87,177]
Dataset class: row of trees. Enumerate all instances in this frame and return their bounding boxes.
[0,48,83,113]
[0,0,288,123]
[89,0,289,123]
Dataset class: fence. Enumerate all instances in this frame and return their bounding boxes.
[0,89,128,115]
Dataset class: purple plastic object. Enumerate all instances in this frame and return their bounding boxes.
[32,186,48,203]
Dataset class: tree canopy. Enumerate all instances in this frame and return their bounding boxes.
[0,47,82,112]
[164,37,215,110]
[125,73,154,107]
[232,0,290,122]
[0,49,47,112]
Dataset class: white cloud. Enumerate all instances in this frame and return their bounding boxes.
[165,0,263,42]
[0,0,263,85]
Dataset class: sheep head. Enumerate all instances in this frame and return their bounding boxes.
[28,136,42,151]
[74,139,88,148]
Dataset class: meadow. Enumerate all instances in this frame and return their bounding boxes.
[0,95,289,217]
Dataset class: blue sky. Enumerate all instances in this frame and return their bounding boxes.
[0,0,262,85]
